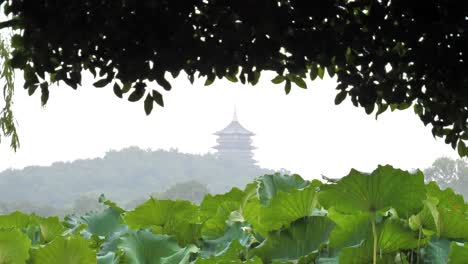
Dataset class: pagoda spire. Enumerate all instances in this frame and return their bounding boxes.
[233,106,238,122]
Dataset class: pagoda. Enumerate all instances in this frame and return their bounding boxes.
[213,109,256,165]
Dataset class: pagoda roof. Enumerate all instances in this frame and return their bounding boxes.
[214,109,255,136]
[214,120,255,136]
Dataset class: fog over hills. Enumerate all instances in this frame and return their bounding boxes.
[0,147,277,216]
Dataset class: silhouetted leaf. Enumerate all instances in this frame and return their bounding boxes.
[93,78,110,88]
[271,75,285,84]
[144,94,154,115]
[335,91,347,105]
[128,88,146,102]
[284,80,291,95]
[152,90,164,107]
[113,83,122,98]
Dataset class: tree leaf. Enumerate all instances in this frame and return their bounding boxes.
[156,77,171,91]
[113,83,122,98]
[271,75,285,84]
[40,82,49,106]
[334,90,347,105]
[93,78,111,88]
[152,90,164,107]
[121,83,132,94]
[327,65,336,78]
[375,103,388,120]
[144,94,154,115]
[284,80,291,95]
[457,140,467,157]
[205,76,215,86]
[414,104,423,115]
[289,75,307,89]
[317,67,325,79]
[128,87,146,102]
[310,64,318,80]
[225,74,238,83]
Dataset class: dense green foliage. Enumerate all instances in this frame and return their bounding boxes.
[0,31,18,151]
[1,1,468,155]
[1,166,467,263]
[0,147,275,215]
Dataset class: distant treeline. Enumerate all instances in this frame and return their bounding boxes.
[423,157,468,199]
[1,147,466,217]
[0,147,276,216]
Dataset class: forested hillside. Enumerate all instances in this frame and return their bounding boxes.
[0,147,275,216]
[424,157,468,199]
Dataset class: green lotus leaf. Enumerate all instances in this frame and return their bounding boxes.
[422,238,451,264]
[250,216,335,262]
[327,208,371,249]
[200,188,245,219]
[30,234,96,264]
[315,256,339,263]
[379,218,426,253]
[0,212,60,244]
[338,240,373,264]
[200,222,253,258]
[319,165,426,218]
[0,211,31,229]
[419,183,468,239]
[38,216,65,243]
[448,242,468,264]
[200,188,245,239]
[244,182,321,235]
[0,228,31,264]
[338,239,395,264]
[425,182,467,213]
[409,197,440,236]
[118,230,198,264]
[438,209,468,239]
[82,207,126,237]
[331,217,423,263]
[97,227,129,258]
[124,198,200,244]
[97,252,118,264]
[256,173,310,205]
[196,240,261,263]
[411,198,468,240]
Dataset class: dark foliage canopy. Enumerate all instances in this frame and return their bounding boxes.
[2,0,468,155]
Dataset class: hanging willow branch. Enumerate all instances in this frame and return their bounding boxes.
[0,33,19,151]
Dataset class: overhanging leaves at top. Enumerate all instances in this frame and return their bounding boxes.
[2,0,468,154]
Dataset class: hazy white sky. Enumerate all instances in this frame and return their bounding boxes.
[0,71,458,179]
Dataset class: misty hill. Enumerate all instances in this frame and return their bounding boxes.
[0,147,276,212]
